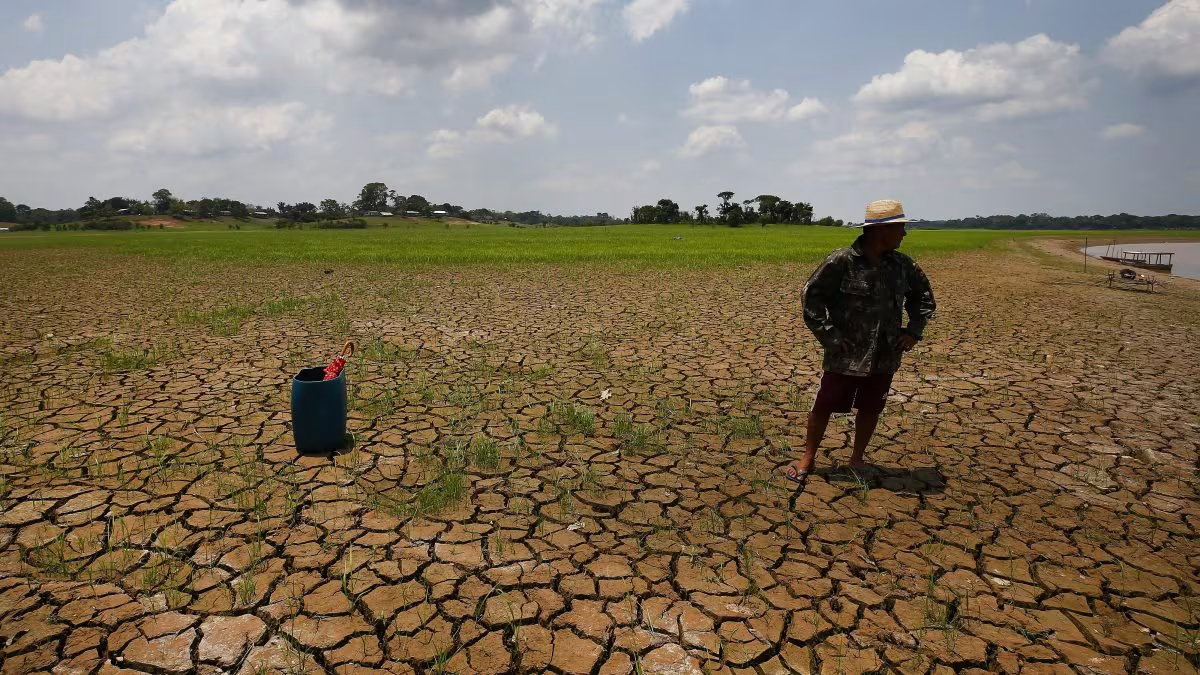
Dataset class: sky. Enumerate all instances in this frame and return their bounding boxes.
[1,0,1199,222]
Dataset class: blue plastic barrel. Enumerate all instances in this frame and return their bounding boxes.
[291,367,347,453]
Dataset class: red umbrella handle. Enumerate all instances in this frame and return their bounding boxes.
[323,340,355,380]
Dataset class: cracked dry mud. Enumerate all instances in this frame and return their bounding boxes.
[0,241,1197,675]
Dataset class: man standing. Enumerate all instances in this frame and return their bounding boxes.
[782,199,936,483]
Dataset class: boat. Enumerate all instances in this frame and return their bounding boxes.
[1095,242,1173,271]
[1116,250,1173,272]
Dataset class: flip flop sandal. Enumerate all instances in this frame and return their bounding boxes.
[784,465,811,484]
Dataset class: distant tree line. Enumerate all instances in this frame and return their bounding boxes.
[0,190,274,230]
[463,209,618,227]
[630,192,841,227]
[921,213,1200,230]
[14,184,1197,233]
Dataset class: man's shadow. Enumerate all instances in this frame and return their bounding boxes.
[816,465,947,495]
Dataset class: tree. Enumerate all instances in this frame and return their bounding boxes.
[725,202,745,227]
[798,201,815,224]
[229,201,249,218]
[755,195,780,223]
[0,198,16,223]
[405,194,431,216]
[742,199,758,225]
[776,199,793,223]
[152,189,174,214]
[320,199,345,219]
[354,182,389,213]
[716,191,736,223]
[79,197,108,220]
[694,205,709,224]
[655,198,681,224]
[390,193,408,213]
[631,205,656,223]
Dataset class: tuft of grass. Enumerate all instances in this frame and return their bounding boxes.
[471,436,501,470]
[234,575,258,607]
[543,401,595,436]
[356,387,399,417]
[725,414,763,439]
[361,336,415,362]
[613,413,634,439]
[580,337,609,368]
[260,294,308,316]
[97,342,171,372]
[177,302,257,336]
[411,469,467,516]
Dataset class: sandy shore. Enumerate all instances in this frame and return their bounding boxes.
[1032,235,1200,292]
[0,243,1197,673]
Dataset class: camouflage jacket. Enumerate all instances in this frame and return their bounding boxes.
[802,236,936,376]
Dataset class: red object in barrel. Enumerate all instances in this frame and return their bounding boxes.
[323,341,355,381]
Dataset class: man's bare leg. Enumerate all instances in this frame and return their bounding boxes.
[782,410,832,480]
[849,409,881,470]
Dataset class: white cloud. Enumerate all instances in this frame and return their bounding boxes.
[1101,123,1146,140]
[803,122,944,181]
[786,98,830,122]
[0,0,604,124]
[677,125,746,158]
[798,121,1011,186]
[0,54,128,121]
[23,13,44,34]
[427,129,468,159]
[800,120,1047,192]
[107,102,330,155]
[623,0,689,41]
[853,34,1091,121]
[445,55,517,92]
[684,76,827,124]
[1104,0,1200,90]
[428,104,556,158]
[477,105,558,139]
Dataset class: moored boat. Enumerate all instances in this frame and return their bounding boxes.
[1117,251,1173,272]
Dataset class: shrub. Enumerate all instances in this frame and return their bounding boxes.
[82,218,134,231]
[315,218,368,229]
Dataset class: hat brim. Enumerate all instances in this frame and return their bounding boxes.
[846,217,915,228]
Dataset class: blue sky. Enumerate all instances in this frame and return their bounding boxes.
[1,0,1198,221]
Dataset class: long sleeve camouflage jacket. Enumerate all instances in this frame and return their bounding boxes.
[802,236,936,376]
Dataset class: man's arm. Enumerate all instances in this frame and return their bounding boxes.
[903,260,936,340]
[802,254,845,350]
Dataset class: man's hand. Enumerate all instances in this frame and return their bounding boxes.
[896,334,919,352]
[830,340,848,354]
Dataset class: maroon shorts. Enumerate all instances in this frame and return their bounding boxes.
[812,371,894,415]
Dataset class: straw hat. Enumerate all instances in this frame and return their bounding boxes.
[849,199,914,227]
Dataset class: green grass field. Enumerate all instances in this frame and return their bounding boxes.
[1,221,1197,268]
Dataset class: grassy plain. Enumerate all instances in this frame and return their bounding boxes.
[7,221,1197,267]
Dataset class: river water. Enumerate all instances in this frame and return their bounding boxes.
[1081,241,1200,281]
